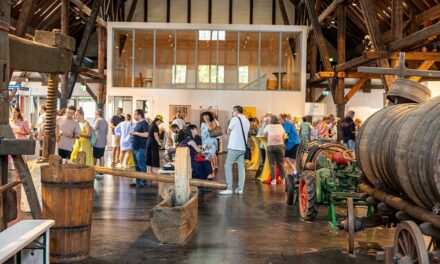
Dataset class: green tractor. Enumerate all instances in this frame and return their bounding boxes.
[287,141,366,225]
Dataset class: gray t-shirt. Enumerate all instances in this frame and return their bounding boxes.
[57,116,81,151]
[94,118,109,148]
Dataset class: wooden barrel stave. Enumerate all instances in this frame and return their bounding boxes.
[42,158,94,263]
[386,78,432,104]
[357,104,415,193]
[394,97,440,209]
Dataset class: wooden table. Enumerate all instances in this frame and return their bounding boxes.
[256,136,270,183]
[0,220,54,263]
[247,136,261,171]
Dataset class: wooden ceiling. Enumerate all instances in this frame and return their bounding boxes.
[9,0,440,58]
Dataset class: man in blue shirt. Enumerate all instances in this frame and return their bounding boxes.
[279,113,301,176]
[130,109,149,188]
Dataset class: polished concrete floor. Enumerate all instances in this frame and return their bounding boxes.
[87,153,395,264]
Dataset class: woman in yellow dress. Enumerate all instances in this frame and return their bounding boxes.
[70,108,94,166]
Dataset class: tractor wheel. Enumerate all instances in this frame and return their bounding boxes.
[286,174,295,206]
[299,170,318,220]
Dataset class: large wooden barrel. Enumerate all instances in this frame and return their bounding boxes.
[356,104,416,194]
[387,78,431,104]
[357,96,440,210]
[394,96,440,210]
[41,155,95,263]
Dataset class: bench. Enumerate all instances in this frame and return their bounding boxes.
[0,220,55,264]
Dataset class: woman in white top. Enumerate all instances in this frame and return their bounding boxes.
[114,114,135,169]
[263,115,286,184]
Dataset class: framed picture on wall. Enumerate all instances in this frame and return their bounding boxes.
[169,105,191,124]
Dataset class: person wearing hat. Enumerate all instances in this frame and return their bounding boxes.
[146,115,164,173]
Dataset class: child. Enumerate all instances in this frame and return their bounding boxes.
[163,137,176,163]
[310,120,319,141]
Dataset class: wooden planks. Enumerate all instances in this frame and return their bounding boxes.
[335,4,346,108]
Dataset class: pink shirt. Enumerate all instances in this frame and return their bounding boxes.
[10,119,30,139]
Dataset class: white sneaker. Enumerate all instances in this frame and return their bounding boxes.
[234,189,243,195]
[271,179,277,185]
[219,189,233,195]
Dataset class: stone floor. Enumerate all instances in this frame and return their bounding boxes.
[86,152,395,264]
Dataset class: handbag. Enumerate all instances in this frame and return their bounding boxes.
[208,125,223,137]
[237,117,251,160]
[195,152,206,163]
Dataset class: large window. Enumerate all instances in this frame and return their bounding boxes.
[172,65,187,83]
[198,65,224,83]
[112,26,304,91]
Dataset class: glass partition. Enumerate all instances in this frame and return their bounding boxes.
[112,27,303,91]
[113,30,133,87]
[260,32,280,90]
[155,30,175,88]
[281,32,300,91]
[239,32,259,90]
[175,31,197,88]
[134,30,154,87]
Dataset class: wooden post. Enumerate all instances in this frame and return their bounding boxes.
[336,4,346,120]
[391,0,403,68]
[60,0,69,108]
[97,26,106,110]
[15,0,35,37]
[0,0,10,230]
[174,147,191,206]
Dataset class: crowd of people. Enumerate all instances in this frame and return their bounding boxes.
[8,103,361,191]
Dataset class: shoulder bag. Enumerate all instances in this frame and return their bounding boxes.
[237,117,251,160]
[208,122,223,137]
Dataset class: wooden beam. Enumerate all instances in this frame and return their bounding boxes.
[305,0,333,95]
[72,66,105,79]
[127,0,139,22]
[409,60,435,82]
[360,0,394,90]
[14,0,35,37]
[60,0,70,108]
[272,0,276,25]
[9,34,73,73]
[334,51,387,72]
[307,0,344,32]
[144,0,148,22]
[415,4,440,26]
[335,3,346,112]
[391,0,403,41]
[71,0,106,27]
[229,0,233,24]
[166,0,171,22]
[389,22,440,51]
[277,0,290,25]
[250,0,254,24]
[66,0,103,98]
[79,79,98,102]
[390,51,440,61]
[187,0,191,23]
[97,26,106,106]
[318,71,382,79]
[344,78,369,103]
